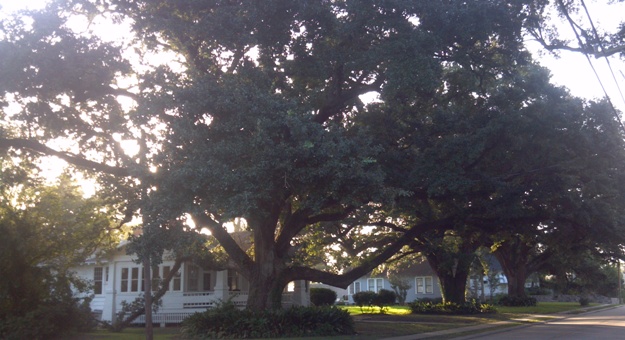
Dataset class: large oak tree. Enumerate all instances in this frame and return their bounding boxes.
[5,0,622,312]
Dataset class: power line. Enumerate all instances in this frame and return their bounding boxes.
[579,0,625,109]
[555,0,625,134]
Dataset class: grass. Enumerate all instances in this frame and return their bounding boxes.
[67,327,182,340]
[341,304,412,315]
[74,302,611,339]
[496,302,600,315]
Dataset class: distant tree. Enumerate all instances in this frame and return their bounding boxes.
[0,166,120,338]
[388,274,411,305]
[543,249,620,297]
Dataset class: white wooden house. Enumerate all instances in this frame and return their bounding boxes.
[312,260,444,304]
[72,243,310,325]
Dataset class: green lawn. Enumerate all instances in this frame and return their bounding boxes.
[340,304,412,315]
[75,302,612,339]
[68,327,181,340]
[496,302,602,315]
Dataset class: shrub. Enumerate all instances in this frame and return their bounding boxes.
[0,274,96,340]
[497,295,537,307]
[352,291,377,312]
[181,303,355,338]
[373,289,396,312]
[418,297,443,304]
[409,299,497,315]
[310,288,337,306]
[527,287,552,296]
[579,297,590,307]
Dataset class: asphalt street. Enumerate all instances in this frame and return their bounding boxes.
[467,305,625,339]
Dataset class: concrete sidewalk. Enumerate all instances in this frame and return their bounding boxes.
[381,304,619,340]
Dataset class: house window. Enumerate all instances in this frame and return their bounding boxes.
[173,269,181,291]
[416,276,433,294]
[349,281,361,295]
[228,270,239,291]
[94,267,103,295]
[121,267,142,293]
[367,278,383,292]
[121,268,129,292]
[203,272,212,291]
[187,265,200,291]
[163,266,181,292]
[131,267,140,292]
[151,266,160,291]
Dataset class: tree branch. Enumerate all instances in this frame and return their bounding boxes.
[284,217,452,288]
[0,138,131,177]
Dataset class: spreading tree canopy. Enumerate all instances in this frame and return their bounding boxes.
[2,0,624,311]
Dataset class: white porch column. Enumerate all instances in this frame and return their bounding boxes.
[292,280,310,306]
[214,270,229,301]
[102,263,116,322]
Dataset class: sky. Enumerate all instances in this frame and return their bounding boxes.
[1,0,623,111]
[526,1,625,114]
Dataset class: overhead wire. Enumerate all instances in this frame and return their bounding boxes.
[555,0,625,134]
[579,0,625,108]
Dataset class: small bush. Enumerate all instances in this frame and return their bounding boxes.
[353,291,377,312]
[527,287,551,296]
[373,289,396,312]
[310,288,337,306]
[181,303,355,338]
[497,295,537,307]
[418,297,443,304]
[579,297,590,307]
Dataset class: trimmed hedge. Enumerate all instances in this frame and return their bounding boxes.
[409,299,497,315]
[353,291,377,309]
[497,295,537,307]
[373,289,397,308]
[310,288,337,306]
[181,302,355,338]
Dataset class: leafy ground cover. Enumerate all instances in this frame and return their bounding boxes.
[73,302,608,339]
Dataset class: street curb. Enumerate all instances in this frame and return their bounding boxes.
[380,304,621,340]
[449,304,621,340]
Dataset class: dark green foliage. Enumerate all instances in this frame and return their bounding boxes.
[310,288,337,306]
[373,289,397,311]
[181,302,355,338]
[526,287,552,296]
[409,299,497,315]
[497,296,537,307]
[352,291,377,312]
[542,252,621,298]
[353,289,397,313]
[417,297,444,304]
[0,175,112,339]
[579,297,590,307]
[4,0,625,314]
[0,274,96,340]
[388,275,411,305]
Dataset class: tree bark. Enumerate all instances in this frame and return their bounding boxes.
[505,266,528,297]
[108,256,187,332]
[494,241,531,298]
[143,258,153,340]
[427,254,473,304]
[245,214,288,310]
